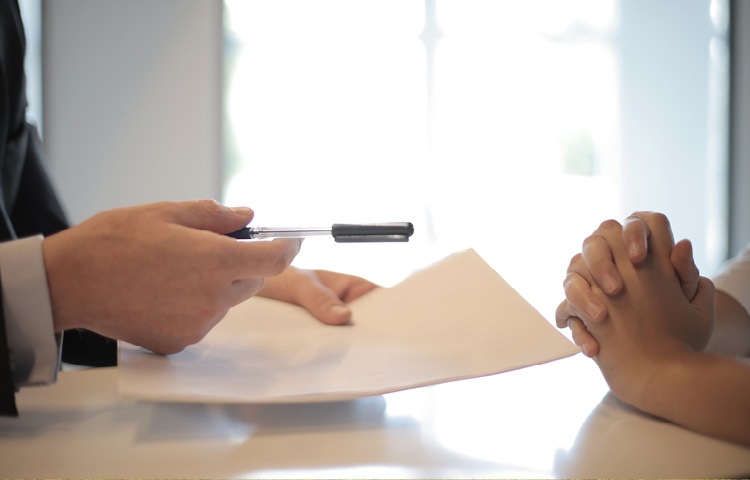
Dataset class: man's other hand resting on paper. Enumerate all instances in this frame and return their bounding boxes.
[556,212,750,447]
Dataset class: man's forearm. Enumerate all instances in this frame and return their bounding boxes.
[705,291,750,357]
[638,352,750,447]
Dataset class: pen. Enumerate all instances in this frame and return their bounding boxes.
[225,222,414,243]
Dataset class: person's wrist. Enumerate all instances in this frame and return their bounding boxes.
[42,232,80,332]
[598,342,691,407]
[626,350,699,412]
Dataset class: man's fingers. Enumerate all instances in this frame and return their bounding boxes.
[672,239,700,301]
[581,234,622,295]
[167,199,254,234]
[622,214,651,263]
[563,272,607,323]
[312,270,380,303]
[289,271,353,325]
[568,318,600,358]
[230,238,302,279]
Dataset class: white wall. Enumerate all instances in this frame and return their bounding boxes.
[619,0,726,274]
[43,0,222,225]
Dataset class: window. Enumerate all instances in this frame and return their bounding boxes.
[18,0,43,133]
[223,0,729,324]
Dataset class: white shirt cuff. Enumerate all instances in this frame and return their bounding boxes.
[714,242,750,320]
[0,235,61,387]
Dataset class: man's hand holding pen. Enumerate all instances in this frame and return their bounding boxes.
[42,200,378,355]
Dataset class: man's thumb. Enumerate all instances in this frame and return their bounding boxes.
[169,199,254,233]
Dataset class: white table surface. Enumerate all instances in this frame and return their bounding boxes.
[2,354,750,479]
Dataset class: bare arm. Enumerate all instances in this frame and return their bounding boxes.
[638,351,750,447]
[706,291,750,357]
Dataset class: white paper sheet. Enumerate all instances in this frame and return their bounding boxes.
[118,249,580,403]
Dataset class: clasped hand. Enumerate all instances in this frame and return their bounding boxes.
[555,212,714,404]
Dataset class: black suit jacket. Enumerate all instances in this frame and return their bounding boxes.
[1,0,115,416]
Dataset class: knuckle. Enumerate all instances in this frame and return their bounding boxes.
[137,202,173,222]
[150,201,175,213]
[563,273,583,297]
[624,213,646,225]
[598,219,622,232]
[555,300,571,326]
[621,227,641,242]
[567,253,584,272]
[270,255,291,276]
[197,198,225,215]
[581,234,601,250]
[269,245,295,275]
[631,210,654,219]
[649,212,670,229]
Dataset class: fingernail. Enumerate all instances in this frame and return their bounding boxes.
[586,302,603,321]
[602,274,618,293]
[231,206,253,216]
[328,304,350,318]
[582,344,590,356]
[628,243,642,259]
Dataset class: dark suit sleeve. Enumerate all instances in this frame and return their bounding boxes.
[8,126,68,238]
[0,274,19,416]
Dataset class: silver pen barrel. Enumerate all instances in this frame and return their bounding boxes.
[249,227,332,239]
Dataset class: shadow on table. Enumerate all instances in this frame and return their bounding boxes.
[0,407,106,438]
[554,392,750,479]
[132,394,405,443]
